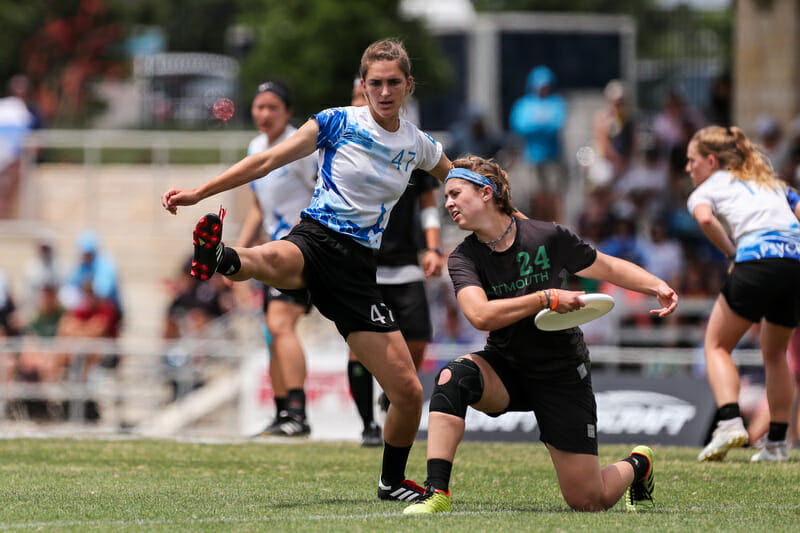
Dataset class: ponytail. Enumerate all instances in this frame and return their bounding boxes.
[691,126,779,190]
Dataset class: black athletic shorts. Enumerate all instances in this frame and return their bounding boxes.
[379,281,432,342]
[475,347,598,455]
[283,217,399,339]
[722,258,800,328]
[262,284,312,314]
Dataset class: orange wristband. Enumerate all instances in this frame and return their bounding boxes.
[550,289,559,310]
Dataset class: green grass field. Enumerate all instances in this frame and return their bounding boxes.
[1,438,798,532]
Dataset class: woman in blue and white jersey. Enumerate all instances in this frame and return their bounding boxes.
[162,39,452,500]
[687,125,800,463]
[240,80,317,245]
[234,79,318,437]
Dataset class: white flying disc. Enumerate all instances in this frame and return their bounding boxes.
[534,293,615,331]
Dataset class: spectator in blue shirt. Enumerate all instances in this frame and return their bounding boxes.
[509,65,568,221]
[63,230,122,318]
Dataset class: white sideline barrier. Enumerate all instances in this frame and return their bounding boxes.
[1,334,765,442]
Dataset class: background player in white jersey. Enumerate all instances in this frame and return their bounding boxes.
[235,79,317,436]
[162,39,452,502]
[404,156,678,515]
[347,79,444,447]
[687,126,800,463]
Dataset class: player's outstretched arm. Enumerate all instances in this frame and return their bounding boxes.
[456,285,586,331]
[428,153,453,183]
[576,251,678,317]
[161,120,319,214]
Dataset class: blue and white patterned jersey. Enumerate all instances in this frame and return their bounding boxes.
[687,170,800,262]
[304,105,443,249]
[248,125,318,241]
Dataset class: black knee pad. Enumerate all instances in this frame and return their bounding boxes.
[429,358,484,419]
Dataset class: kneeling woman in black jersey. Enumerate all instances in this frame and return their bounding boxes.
[404,156,679,515]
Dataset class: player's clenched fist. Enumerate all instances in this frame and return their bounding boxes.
[161,187,200,214]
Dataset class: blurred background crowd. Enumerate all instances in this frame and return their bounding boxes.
[1,0,799,434]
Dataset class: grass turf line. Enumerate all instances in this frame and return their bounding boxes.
[1,439,798,532]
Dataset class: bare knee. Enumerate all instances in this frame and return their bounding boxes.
[564,493,613,512]
[255,245,284,279]
[386,370,423,412]
[265,313,295,339]
[561,485,614,512]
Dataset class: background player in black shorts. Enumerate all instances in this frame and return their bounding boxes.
[235,79,316,437]
[404,156,678,515]
[347,82,444,447]
[686,126,800,462]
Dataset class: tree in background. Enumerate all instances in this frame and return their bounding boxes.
[20,0,124,126]
[0,1,49,86]
[235,0,451,122]
[114,0,239,54]
[1,0,450,128]
[1,0,242,126]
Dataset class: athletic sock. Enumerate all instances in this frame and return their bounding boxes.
[717,403,740,421]
[623,453,650,484]
[767,422,788,442]
[426,458,453,493]
[274,396,288,415]
[347,361,374,427]
[286,388,306,418]
[381,442,412,486]
[218,246,241,276]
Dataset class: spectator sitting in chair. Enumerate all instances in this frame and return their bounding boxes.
[54,279,121,383]
[63,230,122,319]
[16,283,66,383]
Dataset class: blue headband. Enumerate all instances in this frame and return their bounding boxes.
[445,168,497,196]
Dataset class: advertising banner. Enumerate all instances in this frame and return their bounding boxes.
[242,350,716,446]
[415,365,717,446]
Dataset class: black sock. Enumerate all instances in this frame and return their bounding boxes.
[623,453,650,484]
[347,361,374,428]
[767,422,788,442]
[381,442,412,486]
[218,246,241,276]
[286,388,306,418]
[274,396,287,415]
[426,458,453,493]
[717,403,740,421]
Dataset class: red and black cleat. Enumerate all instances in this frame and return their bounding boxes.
[191,206,226,281]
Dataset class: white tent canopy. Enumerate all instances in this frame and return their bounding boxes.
[401,0,476,28]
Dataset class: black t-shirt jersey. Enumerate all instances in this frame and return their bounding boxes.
[448,218,597,376]
[377,169,440,267]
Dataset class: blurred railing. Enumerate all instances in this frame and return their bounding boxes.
[27,129,255,163]
[1,325,764,434]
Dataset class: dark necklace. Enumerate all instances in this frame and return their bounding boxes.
[476,217,515,250]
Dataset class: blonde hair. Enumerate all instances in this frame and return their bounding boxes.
[452,156,516,216]
[690,125,779,190]
[359,39,414,95]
